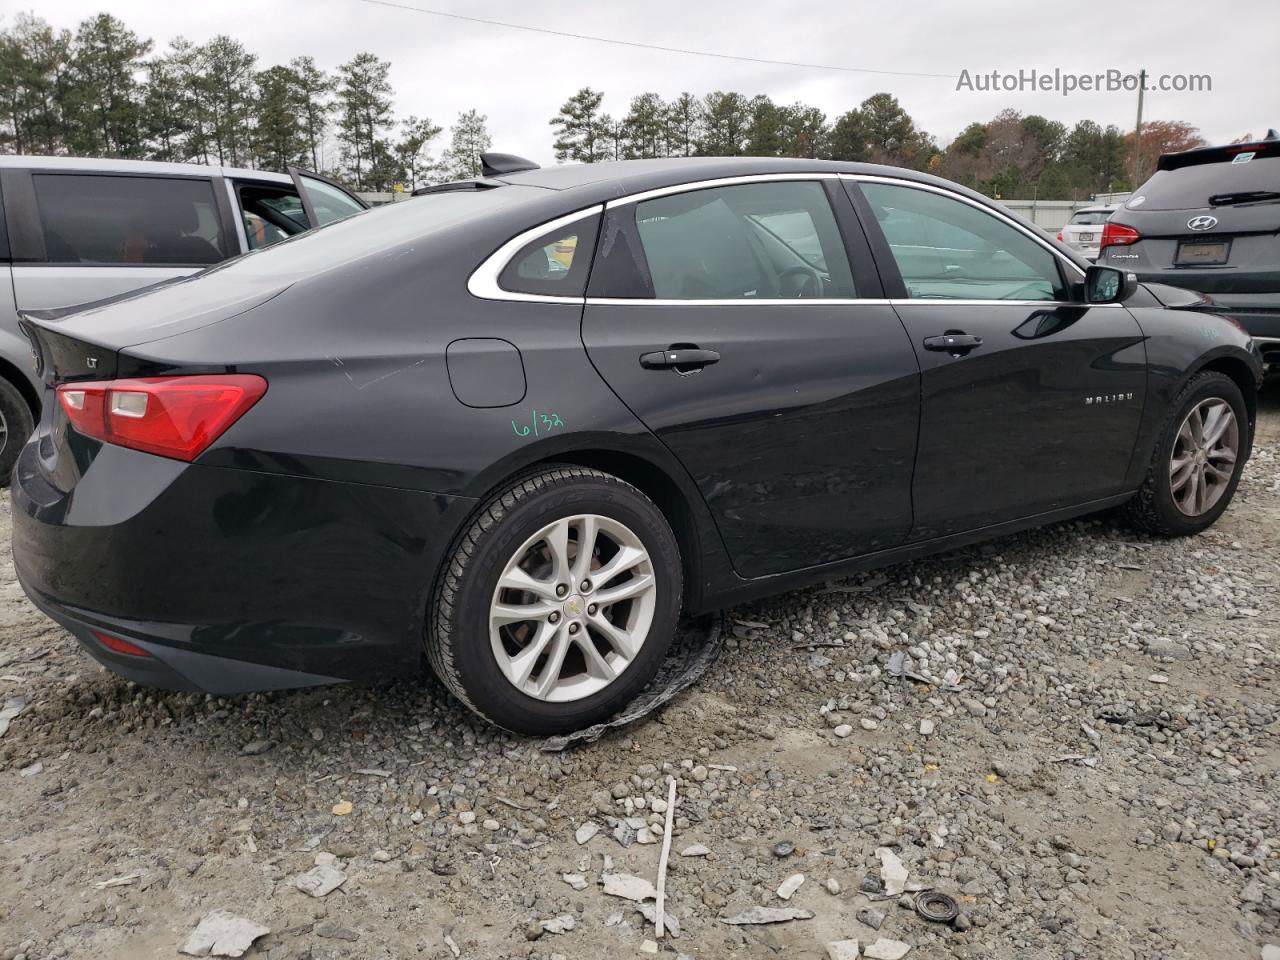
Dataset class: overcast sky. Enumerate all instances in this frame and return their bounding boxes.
[13,0,1279,166]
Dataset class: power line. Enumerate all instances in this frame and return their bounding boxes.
[354,0,957,80]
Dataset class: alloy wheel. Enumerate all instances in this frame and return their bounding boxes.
[1169,398,1238,517]
[489,513,657,702]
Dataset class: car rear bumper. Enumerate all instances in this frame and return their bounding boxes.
[10,439,470,693]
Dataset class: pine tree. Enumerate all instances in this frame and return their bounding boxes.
[336,52,394,189]
[441,109,491,180]
[663,93,700,158]
[254,64,307,172]
[0,14,74,155]
[697,91,750,156]
[66,13,151,157]
[550,87,607,163]
[622,92,665,159]
[290,56,332,170]
[394,115,443,189]
[200,35,256,166]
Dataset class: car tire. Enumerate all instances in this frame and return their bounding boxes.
[1121,370,1249,537]
[427,465,683,735]
[0,377,35,487]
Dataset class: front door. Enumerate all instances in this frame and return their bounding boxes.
[852,179,1148,540]
[582,177,920,579]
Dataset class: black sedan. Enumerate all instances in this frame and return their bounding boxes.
[12,155,1263,735]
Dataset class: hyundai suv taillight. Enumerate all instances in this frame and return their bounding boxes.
[57,375,267,462]
[1099,222,1141,251]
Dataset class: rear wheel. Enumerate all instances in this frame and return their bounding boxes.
[0,377,35,486]
[427,466,682,735]
[1122,371,1249,536]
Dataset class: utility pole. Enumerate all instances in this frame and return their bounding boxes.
[1132,68,1147,185]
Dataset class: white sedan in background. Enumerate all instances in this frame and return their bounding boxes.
[1058,205,1118,260]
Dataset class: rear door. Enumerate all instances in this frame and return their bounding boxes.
[851,177,1147,540]
[3,170,233,314]
[581,176,920,580]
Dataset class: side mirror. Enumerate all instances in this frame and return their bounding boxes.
[1084,265,1138,304]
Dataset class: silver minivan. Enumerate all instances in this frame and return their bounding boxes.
[0,156,365,480]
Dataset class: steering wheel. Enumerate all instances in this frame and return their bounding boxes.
[778,265,823,299]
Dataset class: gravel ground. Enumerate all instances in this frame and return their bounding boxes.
[2,389,1279,960]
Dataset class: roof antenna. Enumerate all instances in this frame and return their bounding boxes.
[480,152,540,177]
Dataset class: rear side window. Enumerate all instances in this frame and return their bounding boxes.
[31,174,228,265]
[300,176,364,226]
[498,214,599,297]
[1129,156,1280,211]
[631,181,855,299]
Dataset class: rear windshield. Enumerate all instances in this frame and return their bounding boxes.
[1128,156,1280,211]
[207,185,545,280]
[1069,210,1111,225]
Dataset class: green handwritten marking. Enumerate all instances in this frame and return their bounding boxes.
[512,408,565,438]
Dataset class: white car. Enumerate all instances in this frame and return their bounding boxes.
[1057,205,1118,261]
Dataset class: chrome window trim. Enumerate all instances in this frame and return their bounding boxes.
[841,173,1087,279]
[468,171,1090,304]
[467,205,604,303]
[602,173,841,209]
[584,297,1123,308]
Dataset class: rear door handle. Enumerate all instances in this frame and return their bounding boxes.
[923,333,983,354]
[639,348,721,370]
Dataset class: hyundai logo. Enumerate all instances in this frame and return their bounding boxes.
[1187,215,1218,231]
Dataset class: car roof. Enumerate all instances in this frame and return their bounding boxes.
[495,156,970,199]
[1074,205,1117,213]
[0,155,293,183]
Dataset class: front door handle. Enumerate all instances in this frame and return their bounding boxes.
[639,348,721,370]
[923,333,983,355]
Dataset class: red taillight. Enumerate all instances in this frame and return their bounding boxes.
[92,630,151,657]
[1100,222,1140,250]
[1056,230,1063,242]
[57,375,267,462]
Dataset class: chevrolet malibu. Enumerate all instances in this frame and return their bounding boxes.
[12,155,1262,735]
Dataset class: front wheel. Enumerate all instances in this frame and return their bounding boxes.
[427,466,682,735]
[1121,370,1250,536]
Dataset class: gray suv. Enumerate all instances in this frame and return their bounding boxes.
[1098,133,1280,359]
[0,156,365,479]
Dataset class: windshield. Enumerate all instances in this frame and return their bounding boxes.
[1128,156,1280,211]
[206,186,546,280]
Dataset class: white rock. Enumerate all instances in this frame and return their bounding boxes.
[561,873,588,891]
[640,940,658,954]
[293,863,347,898]
[826,940,861,960]
[833,724,853,738]
[0,698,25,737]
[680,844,711,858]
[482,818,500,831]
[860,718,879,731]
[371,849,392,862]
[824,877,841,895]
[457,811,476,825]
[540,914,576,935]
[876,847,908,896]
[720,906,814,925]
[1260,946,1280,960]
[314,852,337,867]
[651,798,668,814]
[575,821,600,845]
[18,761,42,777]
[919,719,935,736]
[637,901,681,937]
[1148,674,1170,684]
[602,872,658,902]
[179,910,270,957]
[864,938,911,960]
[776,874,805,900]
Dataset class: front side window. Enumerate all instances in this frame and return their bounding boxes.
[498,214,598,297]
[32,174,228,265]
[861,182,1066,301]
[632,181,856,300]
